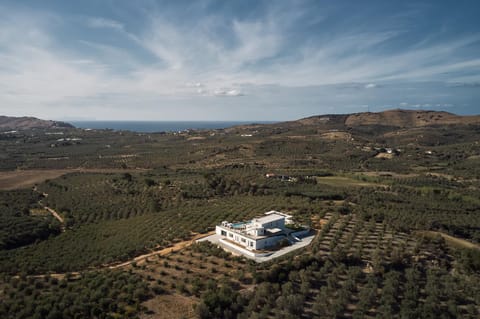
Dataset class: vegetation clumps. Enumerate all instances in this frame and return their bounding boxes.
[1,113,480,317]
[0,270,151,319]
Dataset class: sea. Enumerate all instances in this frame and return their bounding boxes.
[70,121,275,133]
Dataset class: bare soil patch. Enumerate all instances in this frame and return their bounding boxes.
[415,231,480,250]
[362,171,419,178]
[319,131,352,140]
[316,176,386,188]
[141,294,196,319]
[187,136,206,141]
[374,153,394,159]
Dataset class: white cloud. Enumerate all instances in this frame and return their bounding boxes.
[227,19,282,67]
[0,3,478,120]
[397,102,453,109]
[185,82,204,88]
[86,17,124,31]
[0,14,107,111]
[213,88,244,97]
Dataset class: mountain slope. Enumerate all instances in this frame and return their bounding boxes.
[294,109,480,128]
[344,109,480,127]
[0,116,74,131]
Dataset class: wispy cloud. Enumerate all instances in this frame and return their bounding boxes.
[0,2,478,120]
[86,17,124,31]
[213,88,244,97]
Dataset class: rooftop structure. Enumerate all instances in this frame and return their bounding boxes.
[216,211,292,251]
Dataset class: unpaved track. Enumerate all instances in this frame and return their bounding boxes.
[33,187,65,231]
[108,231,215,269]
[415,230,480,250]
[43,206,65,224]
[13,232,215,280]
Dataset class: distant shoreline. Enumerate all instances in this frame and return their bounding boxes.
[70,120,277,133]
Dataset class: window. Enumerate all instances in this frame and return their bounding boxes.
[249,241,253,247]
[241,238,246,243]
[221,230,226,236]
[229,233,233,238]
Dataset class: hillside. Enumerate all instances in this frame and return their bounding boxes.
[0,116,73,131]
[344,109,480,127]
[225,110,480,136]
[298,109,480,128]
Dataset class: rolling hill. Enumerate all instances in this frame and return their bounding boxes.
[0,116,74,131]
[299,109,480,128]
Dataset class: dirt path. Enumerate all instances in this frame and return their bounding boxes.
[315,176,388,188]
[14,232,215,280]
[32,187,66,231]
[415,230,480,250]
[108,231,215,269]
[43,206,65,224]
[18,188,214,277]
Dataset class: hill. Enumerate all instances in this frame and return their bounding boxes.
[298,109,480,128]
[226,109,480,135]
[0,116,74,131]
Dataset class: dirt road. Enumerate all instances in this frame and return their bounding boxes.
[32,187,66,231]
[415,230,480,250]
[14,232,215,280]
[43,206,65,224]
[108,231,215,269]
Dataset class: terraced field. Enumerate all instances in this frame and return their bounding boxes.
[237,212,478,319]
[0,193,322,274]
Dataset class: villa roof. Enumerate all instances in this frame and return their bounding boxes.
[267,228,283,234]
[254,213,284,224]
[265,210,292,218]
[217,224,267,240]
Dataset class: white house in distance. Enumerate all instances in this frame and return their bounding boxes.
[215,211,292,251]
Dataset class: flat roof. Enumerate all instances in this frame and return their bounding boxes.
[216,225,267,240]
[265,210,292,218]
[254,213,285,224]
[267,228,283,234]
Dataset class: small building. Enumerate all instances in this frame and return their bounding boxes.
[216,212,290,251]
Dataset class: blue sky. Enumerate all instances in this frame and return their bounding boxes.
[0,0,479,120]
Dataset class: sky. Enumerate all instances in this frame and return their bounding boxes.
[0,0,479,121]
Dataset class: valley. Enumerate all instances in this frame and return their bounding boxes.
[1,110,480,318]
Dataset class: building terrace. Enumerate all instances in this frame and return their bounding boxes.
[215,211,297,251]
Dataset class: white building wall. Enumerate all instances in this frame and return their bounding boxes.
[216,225,286,251]
[254,235,285,250]
[258,218,285,230]
[216,226,255,250]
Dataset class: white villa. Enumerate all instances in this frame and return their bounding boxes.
[215,211,292,251]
